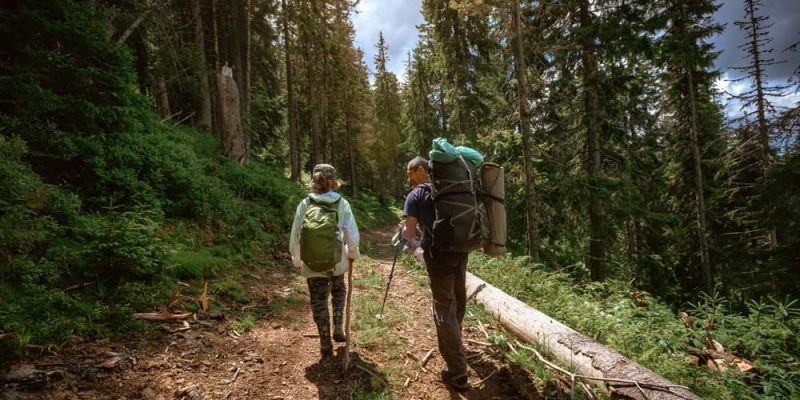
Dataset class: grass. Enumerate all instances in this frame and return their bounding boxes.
[230,313,257,332]
[268,294,306,316]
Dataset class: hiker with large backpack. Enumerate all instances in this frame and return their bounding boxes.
[401,139,506,392]
[402,155,471,392]
[289,164,360,360]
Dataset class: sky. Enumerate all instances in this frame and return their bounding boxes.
[350,0,799,113]
[351,0,424,82]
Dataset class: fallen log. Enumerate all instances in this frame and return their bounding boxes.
[465,272,699,400]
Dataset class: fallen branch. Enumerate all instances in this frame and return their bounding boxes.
[475,368,498,386]
[133,312,192,321]
[227,367,240,384]
[465,338,492,347]
[467,283,487,301]
[63,282,93,292]
[199,281,210,312]
[421,348,435,367]
[476,319,490,339]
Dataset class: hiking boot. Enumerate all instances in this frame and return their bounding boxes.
[441,369,469,392]
[320,338,334,359]
[333,325,346,343]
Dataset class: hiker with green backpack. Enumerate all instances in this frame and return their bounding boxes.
[289,164,360,360]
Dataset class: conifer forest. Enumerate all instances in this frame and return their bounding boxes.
[1,1,799,399]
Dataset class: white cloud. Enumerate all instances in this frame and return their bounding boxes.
[716,73,800,122]
[351,0,425,83]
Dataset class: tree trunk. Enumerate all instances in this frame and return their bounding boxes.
[580,0,606,281]
[283,0,301,182]
[303,0,322,165]
[464,273,700,400]
[513,0,540,263]
[438,86,448,134]
[218,64,247,165]
[191,0,213,133]
[686,71,713,293]
[347,117,358,199]
[321,18,331,164]
[156,73,171,119]
[743,0,777,248]
[244,0,251,120]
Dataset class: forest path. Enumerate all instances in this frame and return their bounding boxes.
[2,226,537,400]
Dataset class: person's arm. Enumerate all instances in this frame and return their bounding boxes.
[289,199,306,269]
[341,200,360,262]
[402,187,420,242]
[403,216,418,241]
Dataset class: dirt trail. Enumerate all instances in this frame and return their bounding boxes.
[1,227,538,399]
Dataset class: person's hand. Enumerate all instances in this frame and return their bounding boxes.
[403,238,420,254]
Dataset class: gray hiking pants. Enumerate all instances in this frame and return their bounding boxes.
[423,248,468,379]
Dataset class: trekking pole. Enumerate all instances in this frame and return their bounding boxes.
[375,244,400,321]
[344,258,354,372]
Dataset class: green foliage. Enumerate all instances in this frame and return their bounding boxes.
[689,292,800,398]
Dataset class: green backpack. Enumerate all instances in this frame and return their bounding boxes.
[300,197,342,272]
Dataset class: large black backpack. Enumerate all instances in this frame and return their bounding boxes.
[427,157,487,252]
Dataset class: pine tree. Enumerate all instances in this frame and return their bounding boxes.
[372,32,402,196]
[659,0,724,293]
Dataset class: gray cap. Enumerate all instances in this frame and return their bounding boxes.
[313,164,337,181]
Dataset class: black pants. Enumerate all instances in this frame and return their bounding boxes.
[423,248,468,379]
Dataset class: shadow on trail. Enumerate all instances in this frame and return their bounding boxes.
[441,355,538,400]
[304,349,389,400]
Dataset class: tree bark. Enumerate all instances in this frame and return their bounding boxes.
[686,70,713,292]
[156,73,171,119]
[218,64,247,164]
[580,0,606,281]
[243,0,251,155]
[513,0,540,263]
[191,0,213,133]
[283,0,301,182]
[464,273,700,400]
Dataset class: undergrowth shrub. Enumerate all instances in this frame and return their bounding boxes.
[0,0,305,364]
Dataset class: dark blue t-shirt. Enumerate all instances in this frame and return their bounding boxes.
[403,184,435,250]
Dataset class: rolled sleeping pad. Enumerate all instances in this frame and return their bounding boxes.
[480,163,506,256]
